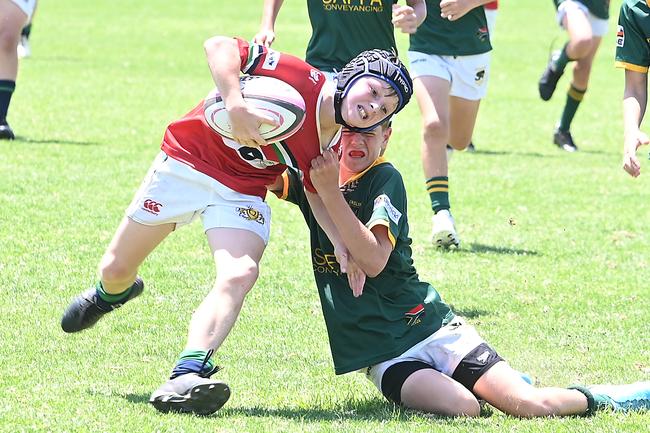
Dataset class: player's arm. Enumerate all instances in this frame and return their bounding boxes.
[253,0,284,47]
[440,0,493,21]
[393,0,427,34]
[268,171,367,296]
[310,151,392,278]
[203,36,276,147]
[622,69,649,177]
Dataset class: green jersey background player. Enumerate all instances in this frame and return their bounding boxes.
[538,0,610,152]
[615,0,650,177]
[269,123,650,417]
[254,0,426,79]
[0,0,37,140]
[406,0,493,248]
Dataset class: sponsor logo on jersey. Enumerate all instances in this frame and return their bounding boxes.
[476,26,489,42]
[617,25,625,47]
[405,304,425,326]
[475,68,486,85]
[142,199,163,215]
[237,206,265,225]
[262,50,280,70]
[373,194,401,224]
[322,0,384,13]
[313,248,340,275]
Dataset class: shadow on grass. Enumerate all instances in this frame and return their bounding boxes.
[12,137,100,146]
[449,243,539,256]
[447,306,490,319]
[120,393,492,423]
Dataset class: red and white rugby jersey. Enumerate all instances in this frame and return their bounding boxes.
[161,38,341,198]
[485,1,498,10]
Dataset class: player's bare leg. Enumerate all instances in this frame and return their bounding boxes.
[0,0,28,139]
[415,75,459,247]
[554,35,602,151]
[448,96,481,151]
[150,227,265,415]
[61,218,174,332]
[401,368,481,416]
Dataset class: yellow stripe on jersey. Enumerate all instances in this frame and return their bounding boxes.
[615,61,649,73]
[367,220,396,248]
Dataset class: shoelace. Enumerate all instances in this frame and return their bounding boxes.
[198,349,222,378]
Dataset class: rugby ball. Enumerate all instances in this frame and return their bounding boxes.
[204,75,306,143]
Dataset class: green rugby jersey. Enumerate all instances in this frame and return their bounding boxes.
[554,0,610,20]
[280,160,454,375]
[306,0,397,72]
[409,0,491,56]
[615,0,650,72]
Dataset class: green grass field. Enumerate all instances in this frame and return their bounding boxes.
[1,1,649,432]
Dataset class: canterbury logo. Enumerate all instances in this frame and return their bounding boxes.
[237,206,265,225]
[142,199,163,215]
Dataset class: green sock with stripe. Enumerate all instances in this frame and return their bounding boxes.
[558,84,586,132]
[426,176,450,213]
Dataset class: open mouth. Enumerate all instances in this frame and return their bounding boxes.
[357,105,368,120]
[348,150,366,158]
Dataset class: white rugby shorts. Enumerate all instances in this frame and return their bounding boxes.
[407,51,491,101]
[126,152,272,244]
[557,0,609,37]
[365,317,486,392]
[10,0,36,20]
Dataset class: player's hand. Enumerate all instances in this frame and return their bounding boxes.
[440,0,476,21]
[253,29,276,48]
[345,257,366,297]
[227,103,278,147]
[392,4,418,34]
[310,150,340,197]
[334,245,366,296]
[623,129,650,177]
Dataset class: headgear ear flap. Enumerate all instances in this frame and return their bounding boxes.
[334,49,413,132]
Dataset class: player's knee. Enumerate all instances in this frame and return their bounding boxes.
[98,254,136,284]
[0,28,20,54]
[569,36,593,59]
[421,117,448,144]
[214,261,260,297]
[448,136,472,151]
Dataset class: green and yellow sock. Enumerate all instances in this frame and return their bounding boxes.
[426,176,450,213]
[558,84,586,132]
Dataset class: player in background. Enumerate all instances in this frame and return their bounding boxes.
[484,0,498,36]
[538,0,610,152]
[17,0,36,58]
[616,0,650,177]
[60,36,412,415]
[453,0,497,154]
[0,0,36,140]
[268,122,650,417]
[406,0,494,247]
[254,0,426,82]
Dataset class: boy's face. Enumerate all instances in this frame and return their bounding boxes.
[339,126,392,174]
[340,77,399,129]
